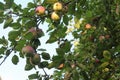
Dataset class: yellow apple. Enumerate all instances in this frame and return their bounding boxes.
[35,6,45,15]
[51,12,60,21]
[53,2,63,11]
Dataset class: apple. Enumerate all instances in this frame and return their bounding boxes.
[104,68,109,72]
[51,12,60,21]
[105,34,110,39]
[95,59,100,63]
[36,28,44,38]
[85,24,91,29]
[28,27,44,38]
[28,27,37,37]
[30,54,41,65]
[53,2,63,11]
[99,35,105,41]
[58,63,64,69]
[22,45,35,57]
[35,6,45,15]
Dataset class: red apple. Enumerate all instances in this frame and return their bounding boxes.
[95,59,100,63]
[51,12,60,21]
[35,6,45,15]
[53,2,63,11]
[22,45,35,57]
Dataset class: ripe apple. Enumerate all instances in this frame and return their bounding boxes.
[51,12,60,21]
[85,24,91,29]
[35,6,45,15]
[22,45,35,57]
[95,59,100,63]
[30,54,41,65]
[53,2,63,11]
[58,63,64,69]
[99,35,105,41]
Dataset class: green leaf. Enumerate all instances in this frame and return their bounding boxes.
[38,61,49,68]
[4,18,13,28]
[10,22,21,29]
[15,39,26,51]
[41,52,50,60]
[4,0,14,9]
[44,0,58,4]
[56,48,65,55]
[24,32,33,40]
[8,30,20,41]
[0,36,8,46]
[0,47,6,55]
[99,62,109,68]
[12,55,19,65]
[27,2,36,8]
[37,48,46,51]
[28,73,39,79]
[60,41,72,53]
[46,36,57,43]
[25,64,33,71]
[63,15,69,25]
[0,2,4,10]
[103,50,111,60]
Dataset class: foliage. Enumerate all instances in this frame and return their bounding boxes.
[0,0,120,80]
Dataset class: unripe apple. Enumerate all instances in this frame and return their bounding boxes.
[30,54,41,65]
[85,24,91,29]
[35,6,45,15]
[53,2,63,11]
[104,68,109,72]
[28,27,44,38]
[22,45,35,57]
[36,28,44,38]
[51,12,60,21]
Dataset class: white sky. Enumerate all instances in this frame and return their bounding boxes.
[0,0,57,80]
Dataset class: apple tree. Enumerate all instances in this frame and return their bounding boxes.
[0,0,120,80]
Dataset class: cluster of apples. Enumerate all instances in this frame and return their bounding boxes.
[22,45,41,65]
[35,2,63,21]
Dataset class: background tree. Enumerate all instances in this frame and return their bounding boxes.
[0,0,120,80]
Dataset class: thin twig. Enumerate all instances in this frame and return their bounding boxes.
[42,68,48,76]
[0,48,13,66]
[0,56,8,66]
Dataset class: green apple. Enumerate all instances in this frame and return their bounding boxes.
[51,12,60,21]
[35,6,45,15]
[53,2,63,11]
[30,54,41,65]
